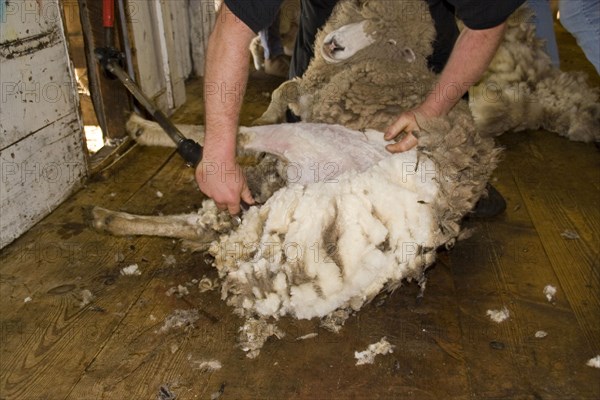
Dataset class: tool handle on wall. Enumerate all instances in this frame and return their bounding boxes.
[96,0,250,215]
[103,0,115,49]
[102,59,204,166]
[103,0,115,27]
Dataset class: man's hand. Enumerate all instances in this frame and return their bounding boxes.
[384,104,438,153]
[195,156,254,215]
[385,22,507,154]
[199,2,257,214]
[384,111,420,153]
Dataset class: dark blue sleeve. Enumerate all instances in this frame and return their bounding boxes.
[450,0,527,29]
[224,0,285,34]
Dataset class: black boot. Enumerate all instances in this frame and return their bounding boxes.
[285,109,301,123]
[470,183,507,218]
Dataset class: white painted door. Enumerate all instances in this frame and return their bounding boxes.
[0,0,86,248]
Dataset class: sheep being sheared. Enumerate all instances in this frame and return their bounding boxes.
[91,0,501,357]
[255,2,599,142]
[94,111,497,356]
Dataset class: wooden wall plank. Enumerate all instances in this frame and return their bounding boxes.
[155,0,186,110]
[0,0,58,40]
[169,0,192,79]
[128,0,188,115]
[0,116,86,247]
[0,42,78,148]
[190,0,216,77]
[128,0,162,102]
[78,0,130,139]
[0,0,87,249]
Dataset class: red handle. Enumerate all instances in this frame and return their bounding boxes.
[103,0,115,28]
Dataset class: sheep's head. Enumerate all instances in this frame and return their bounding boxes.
[321,21,376,63]
[315,0,435,67]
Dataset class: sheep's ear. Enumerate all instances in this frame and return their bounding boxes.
[401,47,416,63]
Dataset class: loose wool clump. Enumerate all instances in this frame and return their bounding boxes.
[156,309,200,334]
[543,285,557,302]
[587,355,600,369]
[470,7,600,142]
[190,359,222,372]
[120,264,141,276]
[487,307,511,323]
[354,337,395,365]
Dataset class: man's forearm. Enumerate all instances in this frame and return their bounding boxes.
[422,23,507,116]
[203,4,256,162]
[384,22,507,153]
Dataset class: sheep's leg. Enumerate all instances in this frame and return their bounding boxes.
[126,113,205,147]
[249,36,265,71]
[90,206,214,242]
[252,80,300,126]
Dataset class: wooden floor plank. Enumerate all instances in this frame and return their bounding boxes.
[64,145,221,399]
[501,131,600,354]
[68,261,474,400]
[0,146,174,399]
[0,145,174,319]
[447,139,600,399]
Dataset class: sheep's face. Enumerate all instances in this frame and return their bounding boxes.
[316,0,435,67]
[321,21,416,64]
[321,21,376,63]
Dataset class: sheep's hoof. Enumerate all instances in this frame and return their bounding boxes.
[125,114,146,139]
[89,206,114,232]
[469,183,506,218]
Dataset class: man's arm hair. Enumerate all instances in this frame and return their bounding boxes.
[420,22,507,117]
[203,3,256,163]
[195,3,256,214]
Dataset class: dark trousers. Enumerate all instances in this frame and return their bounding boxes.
[289,0,339,79]
[426,0,459,74]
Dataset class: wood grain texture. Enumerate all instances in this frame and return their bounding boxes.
[448,143,600,399]
[190,0,216,77]
[0,0,86,249]
[0,116,86,247]
[128,0,187,114]
[2,118,599,400]
[503,131,600,354]
[0,146,174,399]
